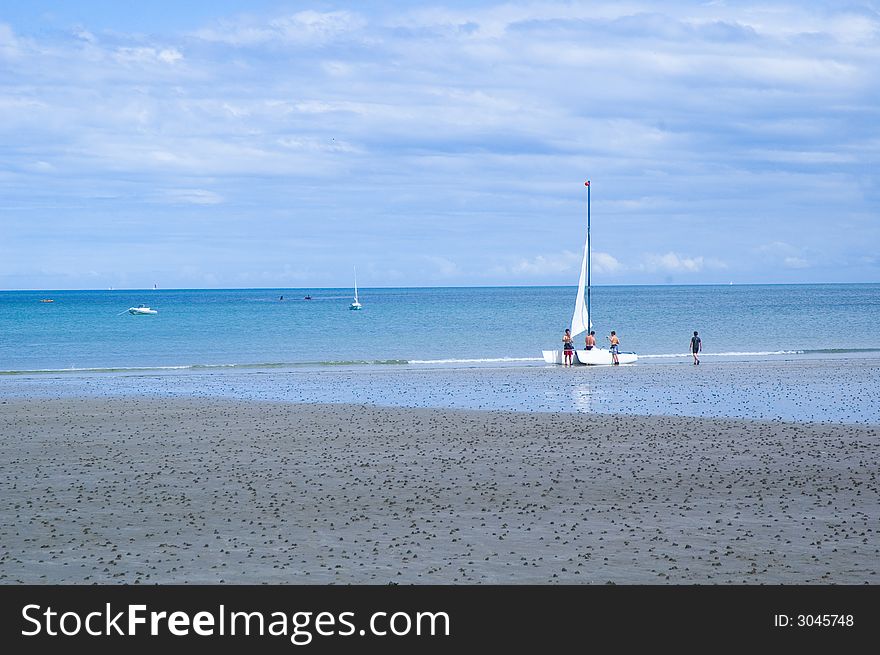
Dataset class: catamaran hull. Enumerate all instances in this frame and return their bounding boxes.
[542,348,637,365]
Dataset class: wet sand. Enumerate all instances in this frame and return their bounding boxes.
[6,355,880,424]
[1,397,877,584]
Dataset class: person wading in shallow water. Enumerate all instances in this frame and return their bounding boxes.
[690,331,702,365]
[562,329,574,367]
[607,331,620,365]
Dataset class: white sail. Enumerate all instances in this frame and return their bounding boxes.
[569,231,590,339]
[543,180,637,365]
[350,267,363,309]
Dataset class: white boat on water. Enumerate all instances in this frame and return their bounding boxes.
[349,268,363,310]
[129,304,158,315]
[542,181,637,366]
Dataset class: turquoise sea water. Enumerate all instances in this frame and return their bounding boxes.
[1,284,878,373]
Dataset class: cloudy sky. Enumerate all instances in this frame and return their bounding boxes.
[1,1,878,289]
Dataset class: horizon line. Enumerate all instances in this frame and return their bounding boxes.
[2,281,878,292]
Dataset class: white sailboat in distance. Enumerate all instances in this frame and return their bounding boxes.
[543,181,637,365]
[349,267,363,310]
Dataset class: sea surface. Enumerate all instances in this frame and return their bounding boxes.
[1,284,879,373]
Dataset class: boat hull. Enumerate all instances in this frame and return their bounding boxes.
[542,348,637,365]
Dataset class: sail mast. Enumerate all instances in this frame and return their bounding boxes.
[586,180,591,328]
[569,183,590,339]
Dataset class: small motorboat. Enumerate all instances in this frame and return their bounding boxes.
[128,304,158,315]
[39,299,54,303]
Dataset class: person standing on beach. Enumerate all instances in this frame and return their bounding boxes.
[607,331,620,365]
[585,331,596,350]
[562,329,574,366]
[690,331,702,365]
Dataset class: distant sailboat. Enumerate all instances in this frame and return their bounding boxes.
[543,181,637,365]
[349,268,363,310]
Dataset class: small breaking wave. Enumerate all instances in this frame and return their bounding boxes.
[3,347,877,376]
[801,348,880,354]
[408,357,544,364]
[0,360,412,375]
[639,350,805,359]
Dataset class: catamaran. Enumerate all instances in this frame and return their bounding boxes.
[349,268,363,310]
[543,181,637,365]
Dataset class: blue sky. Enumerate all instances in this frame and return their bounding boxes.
[1,1,878,289]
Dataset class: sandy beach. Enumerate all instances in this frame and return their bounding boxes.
[1,396,877,584]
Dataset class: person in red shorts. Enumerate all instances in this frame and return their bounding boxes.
[562,329,574,366]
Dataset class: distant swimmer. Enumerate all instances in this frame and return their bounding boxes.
[690,331,702,365]
[304,295,312,300]
[562,328,574,367]
[607,331,620,365]
[585,330,596,350]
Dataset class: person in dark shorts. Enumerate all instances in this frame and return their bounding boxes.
[562,329,574,367]
[690,331,702,365]
[585,331,596,350]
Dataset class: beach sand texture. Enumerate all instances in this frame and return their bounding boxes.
[1,397,877,584]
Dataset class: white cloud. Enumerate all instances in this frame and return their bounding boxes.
[1,3,876,286]
[277,136,359,153]
[756,242,811,269]
[827,13,880,44]
[114,47,183,65]
[158,48,184,64]
[592,252,623,274]
[72,28,97,44]
[0,22,21,59]
[492,250,622,278]
[507,251,580,276]
[783,256,810,269]
[746,149,856,164]
[25,161,55,173]
[194,10,365,46]
[164,189,224,205]
[423,255,460,278]
[640,252,714,273]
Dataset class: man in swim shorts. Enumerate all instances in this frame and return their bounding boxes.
[690,331,702,365]
[607,331,620,365]
[585,331,596,350]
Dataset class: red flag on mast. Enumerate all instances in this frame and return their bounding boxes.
[585,180,590,187]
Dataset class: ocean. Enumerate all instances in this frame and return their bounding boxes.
[1,284,878,373]
[2,284,879,423]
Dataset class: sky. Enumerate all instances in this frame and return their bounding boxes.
[1,1,878,289]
